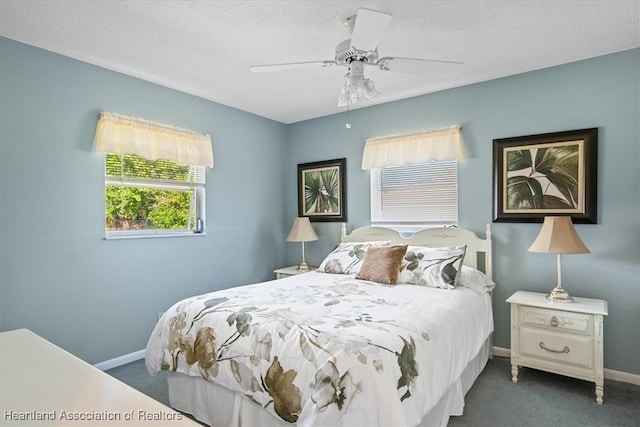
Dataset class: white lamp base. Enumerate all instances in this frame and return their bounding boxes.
[297,262,310,271]
[546,285,574,303]
[545,253,574,302]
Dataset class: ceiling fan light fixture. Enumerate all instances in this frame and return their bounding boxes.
[362,78,379,100]
[338,75,357,106]
[337,60,379,106]
[251,8,464,112]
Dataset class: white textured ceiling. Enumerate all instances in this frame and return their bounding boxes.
[1,1,638,124]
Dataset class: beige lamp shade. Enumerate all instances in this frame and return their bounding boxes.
[528,216,590,254]
[286,217,318,272]
[528,216,589,302]
[286,217,318,242]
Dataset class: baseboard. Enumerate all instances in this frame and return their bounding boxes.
[603,368,640,385]
[93,349,145,371]
[492,346,640,385]
[492,346,511,359]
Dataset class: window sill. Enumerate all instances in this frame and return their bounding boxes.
[104,231,206,240]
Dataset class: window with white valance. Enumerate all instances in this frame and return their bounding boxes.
[361,125,465,170]
[94,112,212,239]
[365,126,465,231]
[94,112,214,167]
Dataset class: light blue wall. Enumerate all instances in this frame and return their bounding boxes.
[0,38,289,363]
[1,37,638,375]
[286,49,640,375]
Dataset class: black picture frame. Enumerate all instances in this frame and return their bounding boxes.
[297,158,347,222]
[493,128,597,223]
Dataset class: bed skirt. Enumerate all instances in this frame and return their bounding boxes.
[166,337,491,427]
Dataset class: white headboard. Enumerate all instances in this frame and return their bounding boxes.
[341,224,493,279]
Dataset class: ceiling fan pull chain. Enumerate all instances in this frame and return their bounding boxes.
[346,91,352,129]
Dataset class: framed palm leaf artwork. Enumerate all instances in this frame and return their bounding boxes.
[297,158,346,222]
[493,128,597,223]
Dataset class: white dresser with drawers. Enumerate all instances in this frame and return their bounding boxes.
[506,290,608,404]
[0,329,200,426]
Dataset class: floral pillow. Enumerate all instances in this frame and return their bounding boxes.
[318,241,391,275]
[397,245,467,289]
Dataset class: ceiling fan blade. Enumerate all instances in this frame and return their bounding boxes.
[349,8,392,52]
[250,60,335,73]
[376,56,463,74]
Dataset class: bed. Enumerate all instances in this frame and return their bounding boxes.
[146,224,495,427]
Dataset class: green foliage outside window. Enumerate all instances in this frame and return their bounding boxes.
[105,154,196,231]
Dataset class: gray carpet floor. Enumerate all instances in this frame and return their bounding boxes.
[106,356,639,426]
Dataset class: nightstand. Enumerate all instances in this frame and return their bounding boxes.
[507,290,608,404]
[274,265,317,279]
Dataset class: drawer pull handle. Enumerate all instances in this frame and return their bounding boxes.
[550,316,559,327]
[539,341,570,354]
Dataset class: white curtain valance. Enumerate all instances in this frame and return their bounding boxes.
[361,125,466,169]
[94,112,214,167]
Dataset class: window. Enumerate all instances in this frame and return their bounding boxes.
[370,160,458,232]
[94,112,213,239]
[104,153,205,238]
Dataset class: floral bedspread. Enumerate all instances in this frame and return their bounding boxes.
[145,272,493,427]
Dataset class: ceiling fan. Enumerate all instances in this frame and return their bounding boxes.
[250,8,462,107]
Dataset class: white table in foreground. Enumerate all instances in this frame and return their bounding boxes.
[0,329,200,426]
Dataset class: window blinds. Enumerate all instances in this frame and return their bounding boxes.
[94,112,214,167]
[370,161,458,227]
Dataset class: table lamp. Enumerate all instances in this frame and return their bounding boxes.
[286,217,318,271]
[528,216,590,302]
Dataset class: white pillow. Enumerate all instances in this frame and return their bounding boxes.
[318,241,391,275]
[397,245,467,289]
[458,266,496,294]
